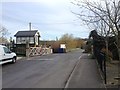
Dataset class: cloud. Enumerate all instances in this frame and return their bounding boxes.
[2,0,90,40]
[2,0,71,3]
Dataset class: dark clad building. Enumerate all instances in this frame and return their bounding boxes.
[14,30,40,56]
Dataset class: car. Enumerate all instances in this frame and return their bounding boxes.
[0,45,17,65]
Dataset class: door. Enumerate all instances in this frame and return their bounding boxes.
[3,47,12,61]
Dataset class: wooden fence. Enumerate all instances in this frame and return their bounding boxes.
[26,47,52,57]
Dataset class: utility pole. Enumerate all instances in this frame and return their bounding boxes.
[29,22,32,31]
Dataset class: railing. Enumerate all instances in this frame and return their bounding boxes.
[98,52,107,84]
[26,47,52,57]
[92,46,107,84]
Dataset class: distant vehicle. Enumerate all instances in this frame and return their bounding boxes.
[52,42,66,53]
[0,45,17,65]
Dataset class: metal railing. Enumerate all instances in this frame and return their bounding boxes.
[95,51,107,84]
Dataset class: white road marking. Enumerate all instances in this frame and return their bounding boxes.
[64,54,83,88]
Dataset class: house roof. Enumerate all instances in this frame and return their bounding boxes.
[14,30,39,37]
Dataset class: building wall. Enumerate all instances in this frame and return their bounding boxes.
[35,33,39,45]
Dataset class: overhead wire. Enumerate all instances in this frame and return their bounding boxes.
[2,15,81,26]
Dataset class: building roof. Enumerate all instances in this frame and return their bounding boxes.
[14,30,39,37]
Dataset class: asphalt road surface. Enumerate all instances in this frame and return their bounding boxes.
[2,49,83,88]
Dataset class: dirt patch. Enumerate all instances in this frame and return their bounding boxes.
[106,60,120,88]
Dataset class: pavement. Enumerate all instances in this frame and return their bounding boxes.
[17,57,23,60]
[65,53,106,88]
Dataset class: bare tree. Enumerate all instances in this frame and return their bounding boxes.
[0,25,9,44]
[72,0,120,60]
[0,25,8,36]
[59,33,78,49]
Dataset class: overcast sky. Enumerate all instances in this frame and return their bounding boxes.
[1,0,90,40]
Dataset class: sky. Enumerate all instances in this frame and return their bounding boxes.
[1,0,90,40]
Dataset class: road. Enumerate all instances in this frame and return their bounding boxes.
[2,49,83,88]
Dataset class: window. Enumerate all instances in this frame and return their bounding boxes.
[26,37,29,41]
[20,37,26,43]
[29,37,34,43]
[17,37,20,41]
[3,47,10,53]
[16,37,21,44]
[21,37,25,41]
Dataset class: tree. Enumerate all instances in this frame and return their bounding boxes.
[0,25,8,35]
[72,0,120,60]
[59,33,77,49]
[0,37,8,44]
[74,38,85,48]
[0,25,9,44]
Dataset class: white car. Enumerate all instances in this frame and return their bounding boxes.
[0,45,17,65]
